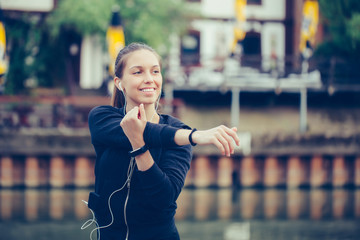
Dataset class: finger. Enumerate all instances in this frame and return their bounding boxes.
[139,104,147,121]
[212,137,225,156]
[226,127,241,146]
[219,128,235,154]
[216,133,231,157]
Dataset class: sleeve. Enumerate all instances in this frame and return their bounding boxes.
[144,122,190,148]
[136,144,192,209]
[88,106,187,149]
[88,106,131,149]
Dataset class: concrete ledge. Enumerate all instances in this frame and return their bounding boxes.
[1,130,359,156]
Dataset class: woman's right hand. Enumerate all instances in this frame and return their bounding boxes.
[191,125,240,157]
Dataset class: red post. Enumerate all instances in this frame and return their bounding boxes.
[332,156,350,188]
[287,156,308,188]
[0,156,13,187]
[264,156,285,187]
[50,156,66,188]
[74,157,92,187]
[193,156,216,188]
[25,157,40,187]
[310,155,330,188]
[240,156,262,187]
[217,157,233,188]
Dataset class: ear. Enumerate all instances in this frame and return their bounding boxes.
[114,77,123,92]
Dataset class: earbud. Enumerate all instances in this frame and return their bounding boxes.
[118,82,123,92]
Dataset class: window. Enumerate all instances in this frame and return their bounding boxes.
[241,31,262,69]
[180,31,200,66]
[247,0,262,5]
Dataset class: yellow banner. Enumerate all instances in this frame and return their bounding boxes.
[299,0,319,54]
[0,21,7,76]
[231,0,247,54]
[106,26,125,76]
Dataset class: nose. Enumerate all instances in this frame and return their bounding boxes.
[143,71,154,83]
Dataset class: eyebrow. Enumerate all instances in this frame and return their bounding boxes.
[129,65,160,69]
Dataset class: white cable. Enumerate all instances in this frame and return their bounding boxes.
[81,157,136,240]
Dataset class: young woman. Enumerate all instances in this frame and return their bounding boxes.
[85,42,240,240]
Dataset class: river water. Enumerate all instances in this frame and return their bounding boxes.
[0,188,359,240]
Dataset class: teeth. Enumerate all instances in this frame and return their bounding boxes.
[141,88,154,92]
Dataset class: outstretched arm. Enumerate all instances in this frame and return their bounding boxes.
[174,126,240,157]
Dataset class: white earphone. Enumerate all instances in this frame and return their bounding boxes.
[118,82,123,92]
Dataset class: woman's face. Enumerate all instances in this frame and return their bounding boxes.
[119,49,162,109]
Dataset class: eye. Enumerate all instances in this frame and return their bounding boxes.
[133,71,141,75]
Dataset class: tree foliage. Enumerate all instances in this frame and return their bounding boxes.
[3,0,195,94]
[316,0,360,58]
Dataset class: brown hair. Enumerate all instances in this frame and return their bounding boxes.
[111,42,162,108]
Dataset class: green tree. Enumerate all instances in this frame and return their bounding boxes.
[3,0,195,95]
[316,0,360,58]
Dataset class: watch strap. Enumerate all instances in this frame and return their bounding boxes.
[129,145,148,158]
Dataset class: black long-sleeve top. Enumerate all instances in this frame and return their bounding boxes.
[87,105,192,240]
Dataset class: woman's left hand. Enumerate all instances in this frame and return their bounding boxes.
[120,104,147,148]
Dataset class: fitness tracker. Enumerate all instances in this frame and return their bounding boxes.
[189,128,197,146]
[129,145,148,157]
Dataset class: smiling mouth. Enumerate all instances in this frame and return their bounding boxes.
[140,88,155,92]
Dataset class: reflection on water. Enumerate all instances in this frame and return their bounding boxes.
[0,188,359,240]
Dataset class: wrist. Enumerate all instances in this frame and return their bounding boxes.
[129,144,148,158]
[188,128,198,146]
[129,136,145,149]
